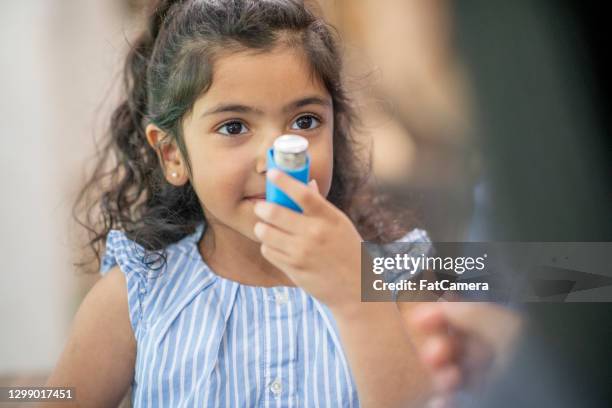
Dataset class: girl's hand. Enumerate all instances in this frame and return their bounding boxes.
[253,168,362,310]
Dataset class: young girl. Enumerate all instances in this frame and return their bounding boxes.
[47,0,436,406]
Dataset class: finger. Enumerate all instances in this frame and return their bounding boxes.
[411,303,450,334]
[268,168,327,215]
[459,334,496,392]
[431,364,462,393]
[420,334,461,369]
[254,200,307,235]
[461,334,495,373]
[260,243,295,272]
[254,222,294,254]
[438,302,523,354]
[308,178,319,193]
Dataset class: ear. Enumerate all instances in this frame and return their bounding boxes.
[145,123,187,185]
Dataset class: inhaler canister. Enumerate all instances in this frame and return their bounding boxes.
[266,135,310,212]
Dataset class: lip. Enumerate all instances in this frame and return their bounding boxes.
[244,194,266,201]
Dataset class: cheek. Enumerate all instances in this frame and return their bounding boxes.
[309,137,334,198]
[190,152,250,210]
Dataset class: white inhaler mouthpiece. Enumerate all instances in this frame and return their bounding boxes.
[273,134,309,170]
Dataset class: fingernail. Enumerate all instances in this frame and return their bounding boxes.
[254,201,266,216]
[310,179,320,192]
[268,169,280,179]
[253,222,263,236]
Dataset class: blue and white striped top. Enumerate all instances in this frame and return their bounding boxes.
[100,222,431,407]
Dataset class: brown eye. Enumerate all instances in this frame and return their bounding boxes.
[291,115,320,130]
[218,121,248,136]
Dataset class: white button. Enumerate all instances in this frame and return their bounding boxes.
[270,379,282,395]
[275,292,288,305]
[139,287,146,294]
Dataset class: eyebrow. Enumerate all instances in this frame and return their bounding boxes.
[199,96,331,119]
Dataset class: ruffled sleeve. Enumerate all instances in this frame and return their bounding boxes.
[100,230,150,338]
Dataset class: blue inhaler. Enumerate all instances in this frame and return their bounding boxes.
[266,135,310,212]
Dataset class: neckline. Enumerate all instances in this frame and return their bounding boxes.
[182,222,304,294]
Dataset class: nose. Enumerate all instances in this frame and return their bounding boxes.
[255,144,268,174]
[255,132,279,174]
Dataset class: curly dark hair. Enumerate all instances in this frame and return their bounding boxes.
[72,0,418,274]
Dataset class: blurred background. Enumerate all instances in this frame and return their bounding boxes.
[1,0,610,406]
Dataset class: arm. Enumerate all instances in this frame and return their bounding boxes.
[40,266,136,408]
[253,171,436,407]
[329,300,435,408]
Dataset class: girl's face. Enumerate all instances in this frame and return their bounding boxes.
[175,46,334,241]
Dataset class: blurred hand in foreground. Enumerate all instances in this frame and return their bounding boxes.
[405,302,524,407]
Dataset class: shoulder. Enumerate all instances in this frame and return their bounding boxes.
[96,264,131,310]
[100,228,195,279]
[99,227,206,334]
[76,266,135,346]
[100,229,154,277]
[99,229,156,336]
[44,265,136,406]
[84,265,135,346]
